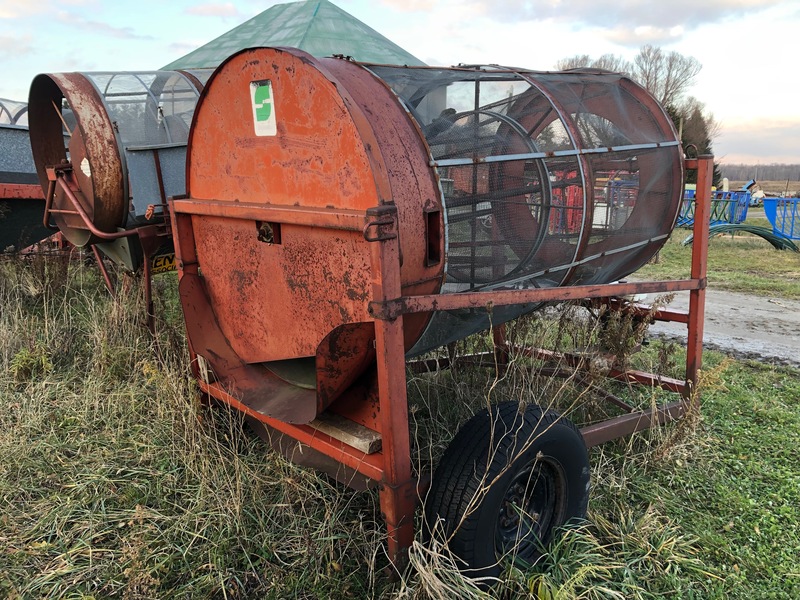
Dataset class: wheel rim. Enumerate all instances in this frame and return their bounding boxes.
[495,458,566,562]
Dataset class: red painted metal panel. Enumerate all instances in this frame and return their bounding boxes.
[0,183,43,200]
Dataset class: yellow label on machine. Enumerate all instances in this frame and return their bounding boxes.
[151,253,177,275]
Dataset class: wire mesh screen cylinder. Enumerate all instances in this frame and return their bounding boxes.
[28,70,210,248]
[366,65,684,354]
[176,47,683,420]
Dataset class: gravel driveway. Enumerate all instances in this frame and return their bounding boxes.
[643,289,800,368]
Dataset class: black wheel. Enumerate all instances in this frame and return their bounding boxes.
[424,402,590,579]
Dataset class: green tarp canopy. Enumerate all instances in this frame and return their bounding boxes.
[162,0,425,70]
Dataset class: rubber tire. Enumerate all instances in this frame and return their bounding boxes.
[424,402,590,580]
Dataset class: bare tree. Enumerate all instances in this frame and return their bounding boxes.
[556,46,700,107]
[631,45,701,107]
[555,54,591,70]
[721,163,800,182]
[555,46,719,184]
[556,53,631,75]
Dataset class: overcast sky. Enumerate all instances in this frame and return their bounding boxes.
[1,0,796,164]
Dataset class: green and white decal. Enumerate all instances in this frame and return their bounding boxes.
[251,80,277,137]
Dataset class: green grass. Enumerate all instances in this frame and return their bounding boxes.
[1,257,799,598]
[636,233,800,298]
[585,355,800,599]
[634,208,800,297]
[0,258,387,598]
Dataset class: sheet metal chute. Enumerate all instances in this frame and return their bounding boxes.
[171,47,684,426]
[28,69,210,270]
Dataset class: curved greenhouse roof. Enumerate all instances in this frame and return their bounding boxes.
[0,98,28,127]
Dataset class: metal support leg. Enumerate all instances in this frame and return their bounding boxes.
[366,204,416,569]
[686,156,712,401]
[91,245,116,298]
[374,323,416,567]
[492,324,509,367]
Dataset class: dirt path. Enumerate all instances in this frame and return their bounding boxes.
[642,289,800,368]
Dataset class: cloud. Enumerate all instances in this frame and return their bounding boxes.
[716,119,800,164]
[185,3,243,18]
[379,0,783,46]
[168,40,203,55]
[487,0,779,27]
[605,25,686,46]
[375,0,443,11]
[0,0,95,18]
[0,33,33,58]
[55,10,155,40]
[0,0,44,18]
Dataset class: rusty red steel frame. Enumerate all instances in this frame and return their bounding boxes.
[158,45,709,568]
[0,183,44,200]
[170,154,712,565]
[40,163,171,331]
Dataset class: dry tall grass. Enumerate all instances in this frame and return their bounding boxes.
[0,255,713,598]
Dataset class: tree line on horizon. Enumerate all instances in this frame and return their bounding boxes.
[718,163,800,182]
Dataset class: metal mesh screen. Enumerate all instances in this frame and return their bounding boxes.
[0,99,34,174]
[368,65,683,355]
[370,66,683,291]
[73,71,212,224]
[82,71,204,147]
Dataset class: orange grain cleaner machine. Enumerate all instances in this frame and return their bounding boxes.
[30,47,713,577]
[171,47,713,575]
